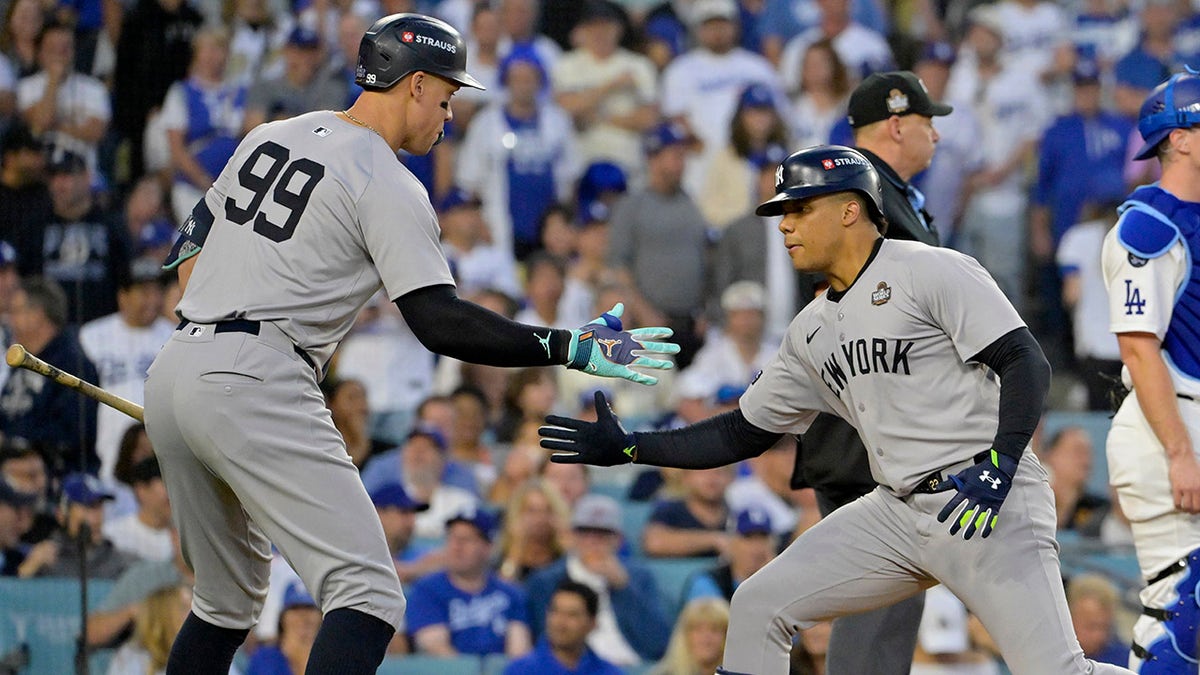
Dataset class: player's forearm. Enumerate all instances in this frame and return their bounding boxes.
[1120,333,1193,457]
[970,327,1051,461]
[632,408,782,468]
[395,284,571,367]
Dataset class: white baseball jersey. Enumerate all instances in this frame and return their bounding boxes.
[740,240,1026,493]
[1058,219,1121,361]
[78,314,175,481]
[176,111,455,370]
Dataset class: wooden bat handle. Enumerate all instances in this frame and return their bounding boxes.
[6,343,145,422]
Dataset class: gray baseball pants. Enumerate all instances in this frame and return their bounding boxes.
[721,451,1134,675]
[144,322,406,631]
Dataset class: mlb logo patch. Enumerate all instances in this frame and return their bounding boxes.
[822,159,835,170]
[402,31,415,42]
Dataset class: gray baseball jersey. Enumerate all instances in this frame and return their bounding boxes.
[176,110,455,370]
[740,239,1026,493]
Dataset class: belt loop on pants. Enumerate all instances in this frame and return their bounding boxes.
[176,318,317,372]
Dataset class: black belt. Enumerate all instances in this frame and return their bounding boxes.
[911,450,993,495]
[1180,393,1196,402]
[1147,555,1191,586]
[176,319,316,371]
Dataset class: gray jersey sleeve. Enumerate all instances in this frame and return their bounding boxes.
[356,147,455,301]
[739,314,838,434]
[907,247,1026,361]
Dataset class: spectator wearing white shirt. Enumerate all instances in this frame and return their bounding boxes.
[778,0,894,92]
[439,187,522,300]
[674,281,776,424]
[991,0,1073,85]
[103,456,173,562]
[17,21,109,174]
[552,1,658,181]
[497,0,561,70]
[660,0,782,192]
[514,252,584,330]
[456,45,580,260]
[788,38,851,148]
[79,259,174,482]
[948,6,1051,313]
[1057,202,1124,410]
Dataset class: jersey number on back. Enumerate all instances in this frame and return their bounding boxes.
[1123,279,1146,316]
[224,141,326,243]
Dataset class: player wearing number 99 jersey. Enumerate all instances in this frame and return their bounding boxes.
[1102,69,1200,673]
[142,13,679,675]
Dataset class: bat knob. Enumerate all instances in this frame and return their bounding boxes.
[6,344,27,368]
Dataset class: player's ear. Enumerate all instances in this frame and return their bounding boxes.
[409,71,426,99]
[842,197,862,227]
[1171,127,1193,156]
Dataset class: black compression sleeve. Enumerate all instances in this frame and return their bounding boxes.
[394,285,572,367]
[969,326,1051,462]
[632,408,783,469]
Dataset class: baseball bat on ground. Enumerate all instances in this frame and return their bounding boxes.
[5,344,144,422]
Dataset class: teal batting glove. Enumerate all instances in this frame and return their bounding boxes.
[566,303,679,386]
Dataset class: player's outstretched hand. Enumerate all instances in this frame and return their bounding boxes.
[566,303,679,386]
[541,391,636,467]
[932,450,1020,540]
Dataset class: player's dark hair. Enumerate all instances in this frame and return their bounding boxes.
[553,579,599,618]
[20,276,68,328]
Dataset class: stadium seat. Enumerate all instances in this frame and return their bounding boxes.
[377,653,482,675]
[480,653,510,675]
[621,501,655,556]
[0,578,114,675]
[643,556,714,615]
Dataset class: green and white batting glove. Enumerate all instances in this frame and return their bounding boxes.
[566,303,679,386]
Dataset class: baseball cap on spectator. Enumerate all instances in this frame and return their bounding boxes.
[47,150,87,175]
[499,44,548,88]
[407,424,447,452]
[644,122,695,156]
[578,161,628,203]
[0,241,17,268]
[119,257,166,289]
[127,456,162,484]
[1073,59,1101,85]
[287,26,321,49]
[918,586,970,654]
[571,494,622,533]
[577,387,614,412]
[579,199,611,225]
[917,41,956,67]
[731,506,772,536]
[0,478,35,508]
[690,0,738,26]
[138,219,177,252]
[578,0,625,25]
[61,473,114,505]
[847,71,953,128]
[369,482,430,512]
[715,384,747,405]
[282,582,317,610]
[966,5,1006,39]
[720,280,766,312]
[644,14,686,60]
[1114,53,1168,91]
[738,83,775,110]
[446,507,497,541]
[437,187,482,214]
[0,123,41,155]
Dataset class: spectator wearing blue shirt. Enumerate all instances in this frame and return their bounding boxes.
[369,482,444,585]
[246,582,322,675]
[642,466,734,558]
[1112,0,1179,118]
[525,495,672,666]
[1067,574,1130,668]
[505,580,623,675]
[683,507,777,604]
[406,509,532,658]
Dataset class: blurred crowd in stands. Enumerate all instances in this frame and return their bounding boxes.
[0,0,1187,669]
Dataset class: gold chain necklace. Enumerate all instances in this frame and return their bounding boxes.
[342,110,383,139]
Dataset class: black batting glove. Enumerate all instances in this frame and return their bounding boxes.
[540,391,636,467]
[932,450,1020,540]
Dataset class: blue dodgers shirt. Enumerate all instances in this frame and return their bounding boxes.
[503,637,625,675]
[405,571,528,655]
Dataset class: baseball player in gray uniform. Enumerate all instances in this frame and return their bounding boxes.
[144,14,677,675]
[542,145,1134,675]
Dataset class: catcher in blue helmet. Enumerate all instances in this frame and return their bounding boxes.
[1103,66,1200,673]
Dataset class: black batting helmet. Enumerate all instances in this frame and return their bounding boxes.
[755,145,885,223]
[356,13,485,91]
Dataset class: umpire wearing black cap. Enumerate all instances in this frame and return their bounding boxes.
[789,69,952,675]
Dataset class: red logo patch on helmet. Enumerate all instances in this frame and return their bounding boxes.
[402,31,415,42]
[822,159,835,170]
